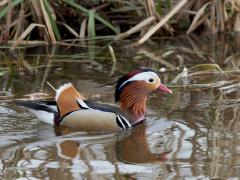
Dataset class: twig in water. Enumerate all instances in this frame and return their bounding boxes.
[46,81,56,92]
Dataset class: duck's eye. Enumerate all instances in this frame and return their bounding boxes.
[148,78,154,83]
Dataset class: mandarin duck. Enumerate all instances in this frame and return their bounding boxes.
[17,68,172,131]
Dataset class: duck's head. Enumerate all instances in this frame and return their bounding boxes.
[115,68,172,124]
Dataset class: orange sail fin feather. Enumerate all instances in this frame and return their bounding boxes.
[55,83,87,118]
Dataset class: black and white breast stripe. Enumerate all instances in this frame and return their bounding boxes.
[116,115,132,129]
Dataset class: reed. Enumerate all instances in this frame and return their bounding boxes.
[0,0,240,46]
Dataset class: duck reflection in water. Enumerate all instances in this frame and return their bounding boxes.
[116,124,172,163]
[54,123,172,163]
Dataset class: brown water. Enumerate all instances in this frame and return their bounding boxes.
[1,33,240,179]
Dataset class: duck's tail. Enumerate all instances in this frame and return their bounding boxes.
[15,100,60,125]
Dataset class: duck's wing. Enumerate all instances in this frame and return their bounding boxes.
[69,101,133,130]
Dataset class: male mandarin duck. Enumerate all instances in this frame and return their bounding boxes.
[17,68,172,131]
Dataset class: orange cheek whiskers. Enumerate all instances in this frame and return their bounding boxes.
[119,83,148,120]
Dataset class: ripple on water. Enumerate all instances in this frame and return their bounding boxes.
[1,34,240,179]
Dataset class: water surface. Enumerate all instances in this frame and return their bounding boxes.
[1,33,240,179]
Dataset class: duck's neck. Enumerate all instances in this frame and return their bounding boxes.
[120,91,148,124]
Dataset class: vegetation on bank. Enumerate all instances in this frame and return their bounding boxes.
[0,0,240,47]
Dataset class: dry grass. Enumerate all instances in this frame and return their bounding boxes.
[0,0,240,47]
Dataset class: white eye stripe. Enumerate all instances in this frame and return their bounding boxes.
[119,72,159,89]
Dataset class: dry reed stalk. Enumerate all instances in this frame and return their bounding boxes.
[234,13,240,31]
[211,0,216,33]
[29,0,45,40]
[194,13,211,31]
[145,0,155,17]
[30,0,42,22]
[8,40,48,45]
[137,0,187,46]
[10,23,49,49]
[58,22,79,38]
[175,0,195,20]
[0,0,8,7]
[187,2,211,34]
[1,0,240,44]
[14,1,24,40]
[5,0,13,42]
[80,18,87,38]
[144,0,172,34]
[39,0,56,43]
[217,1,225,32]
[229,0,240,32]
[115,16,156,40]
[137,48,176,70]
[22,59,34,73]
[91,2,110,12]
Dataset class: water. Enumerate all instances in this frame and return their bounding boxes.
[1,33,240,179]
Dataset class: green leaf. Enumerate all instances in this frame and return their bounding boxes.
[88,10,95,37]
[0,0,23,20]
[190,64,224,73]
[156,2,162,15]
[166,0,172,8]
[43,0,61,40]
[62,0,119,34]
[0,71,6,76]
